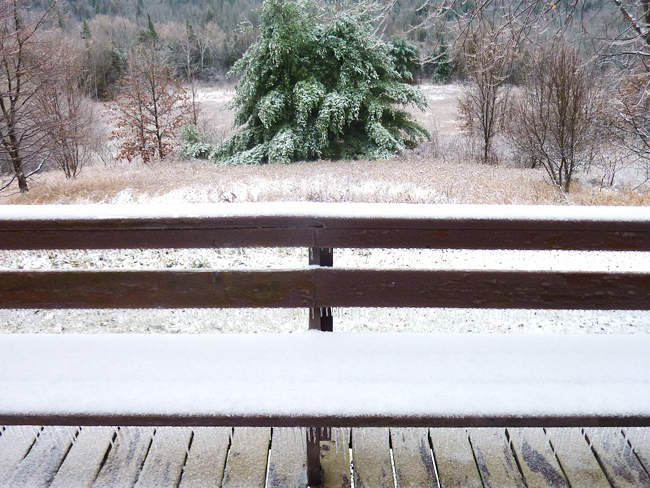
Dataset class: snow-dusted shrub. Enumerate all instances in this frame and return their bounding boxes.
[213,0,429,165]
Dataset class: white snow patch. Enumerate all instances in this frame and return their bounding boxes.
[1,333,648,421]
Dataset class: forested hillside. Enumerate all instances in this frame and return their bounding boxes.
[3,0,650,196]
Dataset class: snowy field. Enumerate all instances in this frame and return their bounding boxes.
[1,245,649,335]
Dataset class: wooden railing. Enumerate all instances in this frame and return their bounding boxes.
[2,203,650,318]
[2,202,650,487]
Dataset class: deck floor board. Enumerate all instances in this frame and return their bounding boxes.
[585,427,650,487]
[546,427,612,488]
[178,427,231,488]
[50,426,116,488]
[1,426,649,487]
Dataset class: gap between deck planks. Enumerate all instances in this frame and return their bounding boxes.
[1,427,649,487]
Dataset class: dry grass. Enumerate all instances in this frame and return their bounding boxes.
[4,149,648,206]
[1,84,649,206]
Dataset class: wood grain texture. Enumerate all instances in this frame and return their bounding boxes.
[468,428,525,488]
[50,427,116,488]
[267,428,308,488]
[545,428,611,488]
[5,426,77,488]
[93,426,155,488]
[0,426,41,486]
[584,427,650,487]
[134,427,192,488]
[429,428,483,488]
[390,428,437,487]
[352,428,394,488]
[178,427,231,488]
[221,428,270,488]
[507,428,569,488]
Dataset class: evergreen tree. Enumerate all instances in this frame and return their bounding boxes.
[138,14,158,44]
[390,37,419,83]
[81,19,91,40]
[208,0,428,165]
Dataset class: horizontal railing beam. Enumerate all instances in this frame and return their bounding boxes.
[0,270,315,309]
[2,203,650,250]
[2,413,649,428]
[2,269,649,310]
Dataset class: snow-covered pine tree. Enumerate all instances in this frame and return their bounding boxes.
[212,0,429,165]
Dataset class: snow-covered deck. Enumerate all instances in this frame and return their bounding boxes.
[1,332,649,427]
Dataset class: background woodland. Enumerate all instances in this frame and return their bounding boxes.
[3,0,650,197]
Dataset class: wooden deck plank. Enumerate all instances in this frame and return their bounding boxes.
[50,427,116,488]
[507,428,569,488]
[468,428,525,488]
[267,427,307,488]
[585,427,650,487]
[134,427,193,488]
[0,426,40,486]
[623,427,650,472]
[93,426,155,488]
[5,426,77,488]
[390,427,437,487]
[545,428,611,488]
[352,428,394,488]
[429,428,482,488]
[321,428,352,488]
[178,427,231,488]
[221,427,270,488]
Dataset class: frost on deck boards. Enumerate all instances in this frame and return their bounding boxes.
[1,426,650,488]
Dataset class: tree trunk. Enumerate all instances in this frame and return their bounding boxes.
[11,152,28,192]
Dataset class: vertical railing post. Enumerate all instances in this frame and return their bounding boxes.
[309,247,333,331]
[307,427,332,487]
[307,427,322,486]
[307,247,333,486]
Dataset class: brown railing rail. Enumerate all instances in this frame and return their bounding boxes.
[2,203,650,313]
[2,202,650,251]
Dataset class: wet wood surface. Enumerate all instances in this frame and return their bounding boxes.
[320,428,352,488]
[352,428,394,488]
[1,426,648,487]
[545,427,612,488]
[507,428,569,488]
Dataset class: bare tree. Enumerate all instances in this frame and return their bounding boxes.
[112,44,190,163]
[37,34,96,179]
[161,20,201,125]
[0,0,56,192]
[458,25,516,164]
[508,40,604,192]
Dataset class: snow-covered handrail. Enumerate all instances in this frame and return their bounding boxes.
[1,202,649,250]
